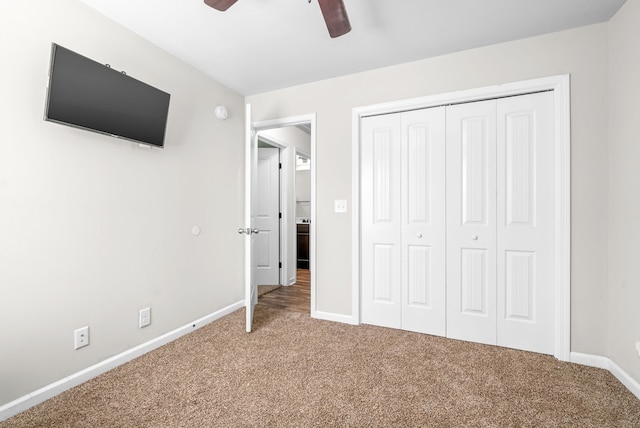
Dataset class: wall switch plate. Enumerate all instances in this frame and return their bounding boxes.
[74,326,89,350]
[139,307,151,328]
[334,199,347,213]
[636,342,640,358]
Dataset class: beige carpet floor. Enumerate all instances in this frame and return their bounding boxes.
[3,306,640,427]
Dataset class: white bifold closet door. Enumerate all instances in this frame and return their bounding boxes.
[499,92,554,353]
[445,99,498,346]
[361,91,555,355]
[361,107,446,336]
[446,92,554,354]
[361,113,402,329]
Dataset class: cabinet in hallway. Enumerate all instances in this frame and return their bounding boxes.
[297,223,310,269]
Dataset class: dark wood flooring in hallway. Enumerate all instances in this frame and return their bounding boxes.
[257,269,310,314]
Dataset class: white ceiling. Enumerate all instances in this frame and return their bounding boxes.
[80,0,626,96]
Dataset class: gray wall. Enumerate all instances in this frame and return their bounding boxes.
[0,0,245,406]
[248,23,611,356]
[608,0,640,385]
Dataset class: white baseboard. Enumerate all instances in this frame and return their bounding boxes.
[313,310,357,325]
[0,300,244,422]
[571,352,640,400]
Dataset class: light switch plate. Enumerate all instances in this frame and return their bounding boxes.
[334,199,347,213]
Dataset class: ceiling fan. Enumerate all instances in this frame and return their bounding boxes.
[203,0,352,38]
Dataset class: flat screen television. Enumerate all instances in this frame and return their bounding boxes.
[44,43,170,148]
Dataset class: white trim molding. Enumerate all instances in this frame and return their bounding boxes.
[571,353,640,400]
[352,74,571,361]
[314,310,358,325]
[0,301,244,422]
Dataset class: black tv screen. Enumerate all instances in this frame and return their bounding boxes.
[45,44,170,148]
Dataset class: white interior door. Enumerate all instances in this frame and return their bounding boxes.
[496,92,555,354]
[361,107,446,334]
[361,113,403,329]
[400,107,446,335]
[256,147,280,286]
[446,93,555,353]
[360,91,556,355]
[244,104,258,333]
[446,100,498,346]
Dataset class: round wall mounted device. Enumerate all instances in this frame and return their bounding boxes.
[215,105,228,120]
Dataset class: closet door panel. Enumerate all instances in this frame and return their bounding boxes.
[361,113,403,329]
[360,91,556,355]
[497,92,555,354]
[446,100,497,346]
[401,107,446,335]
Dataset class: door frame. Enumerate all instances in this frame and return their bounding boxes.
[253,114,317,316]
[351,75,571,361]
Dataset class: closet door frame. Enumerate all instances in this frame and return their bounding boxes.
[352,75,571,361]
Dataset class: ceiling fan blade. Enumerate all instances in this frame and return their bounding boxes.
[318,0,351,38]
[203,0,238,12]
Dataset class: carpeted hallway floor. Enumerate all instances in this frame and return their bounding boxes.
[3,306,640,427]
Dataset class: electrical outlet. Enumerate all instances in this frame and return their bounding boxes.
[74,326,89,350]
[636,342,640,358]
[139,307,151,328]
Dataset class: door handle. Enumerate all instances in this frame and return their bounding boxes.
[472,235,478,241]
[237,228,260,235]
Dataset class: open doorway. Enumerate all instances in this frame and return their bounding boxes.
[253,119,314,315]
